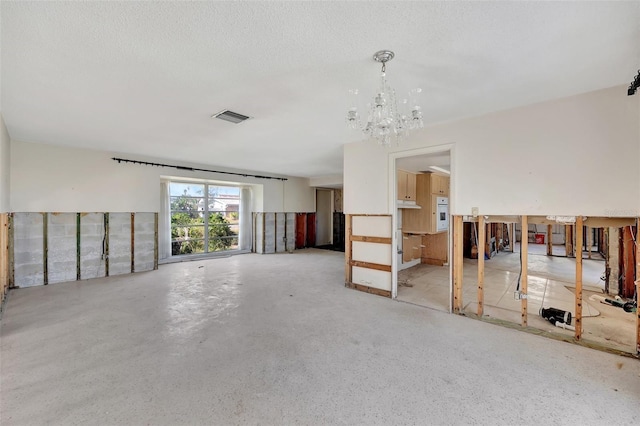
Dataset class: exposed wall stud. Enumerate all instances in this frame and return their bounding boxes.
[262,213,266,254]
[565,225,573,257]
[575,216,583,340]
[153,212,159,270]
[43,212,48,285]
[477,215,485,316]
[8,213,14,288]
[345,214,352,286]
[130,213,135,273]
[452,215,463,313]
[635,218,640,355]
[76,213,81,281]
[546,224,553,256]
[521,215,528,326]
[104,213,110,277]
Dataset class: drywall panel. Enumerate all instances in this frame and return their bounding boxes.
[109,213,132,276]
[352,266,391,291]
[80,213,106,279]
[351,216,392,238]
[47,213,77,284]
[13,213,44,287]
[0,114,10,212]
[352,241,392,265]
[134,213,156,272]
[344,85,640,217]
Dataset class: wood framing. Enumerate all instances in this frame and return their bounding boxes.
[521,215,528,327]
[349,260,392,273]
[43,212,48,285]
[153,212,159,270]
[510,223,515,252]
[345,214,352,285]
[345,282,391,298]
[130,213,135,273]
[636,217,640,355]
[350,235,391,244]
[453,215,463,313]
[565,225,573,257]
[477,215,485,316]
[0,213,8,301]
[575,216,583,340]
[546,224,553,256]
[76,213,81,281]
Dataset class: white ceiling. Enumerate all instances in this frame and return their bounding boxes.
[2,2,639,178]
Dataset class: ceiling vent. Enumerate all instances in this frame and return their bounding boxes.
[212,110,251,124]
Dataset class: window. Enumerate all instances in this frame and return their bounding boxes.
[170,182,240,256]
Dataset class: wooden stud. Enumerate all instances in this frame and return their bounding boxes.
[636,218,640,355]
[130,213,135,273]
[153,212,158,271]
[262,213,266,254]
[477,214,485,316]
[452,215,463,313]
[575,216,583,340]
[350,235,392,244]
[510,223,515,252]
[104,213,110,277]
[8,213,14,288]
[0,214,7,300]
[521,215,528,327]
[274,212,277,253]
[345,282,391,298]
[43,212,48,285]
[546,224,553,256]
[345,214,352,286]
[349,260,392,273]
[76,213,81,281]
[587,226,592,259]
[565,225,573,257]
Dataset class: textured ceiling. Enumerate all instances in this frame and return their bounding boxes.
[2,2,639,178]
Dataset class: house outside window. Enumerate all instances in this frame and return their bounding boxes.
[170,182,240,256]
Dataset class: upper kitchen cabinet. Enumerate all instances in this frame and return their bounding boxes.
[430,173,449,196]
[397,170,417,201]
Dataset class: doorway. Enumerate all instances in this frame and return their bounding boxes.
[393,151,452,312]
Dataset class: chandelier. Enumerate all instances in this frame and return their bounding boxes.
[346,50,424,147]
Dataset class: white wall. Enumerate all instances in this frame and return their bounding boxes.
[345,85,640,217]
[0,114,10,212]
[10,141,315,213]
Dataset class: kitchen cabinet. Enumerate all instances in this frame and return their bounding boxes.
[402,173,450,234]
[430,173,449,196]
[397,170,417,201]
[402,234,422,263]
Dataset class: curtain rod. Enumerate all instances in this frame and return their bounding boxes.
[111,157,288,181]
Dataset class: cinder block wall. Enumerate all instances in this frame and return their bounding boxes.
[10,212,157,288]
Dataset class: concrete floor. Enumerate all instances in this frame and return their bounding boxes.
[2,249,639,424]
[397,245,637,353]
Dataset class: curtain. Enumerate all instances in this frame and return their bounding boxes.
[239,186,252,251]
[159,181,171,260]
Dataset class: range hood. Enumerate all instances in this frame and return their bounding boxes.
[397,200,421,209]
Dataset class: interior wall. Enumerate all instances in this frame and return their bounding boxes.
[315,189,332,246]
[0,114,10,212]
[344,85,640,217]
[10,141,315,213]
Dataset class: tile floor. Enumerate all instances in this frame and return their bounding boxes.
[397,244,637,353]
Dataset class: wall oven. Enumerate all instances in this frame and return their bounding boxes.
[436,197,449,232]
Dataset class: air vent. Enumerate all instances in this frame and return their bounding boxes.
[212,110,251,124]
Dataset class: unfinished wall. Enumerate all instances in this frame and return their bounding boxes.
[254,212,295,254]
[344,85,640,217]
[0,114,10,212]
[11,212,157,288]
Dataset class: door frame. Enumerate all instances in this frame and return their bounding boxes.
[388,144,455,312]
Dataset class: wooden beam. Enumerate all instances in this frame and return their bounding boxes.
[0,214,7,301]
[104,213,110,277]
[345,282,391,298]
[521,215,528,327]
[546,224,553,256]
[622,226,636,298]
[76,213,81,281]
[345,214,352,286]
[349,260,391,273]
[130,213,135,273]
[484,215,519,224]
[636,218,640,356]
[587,226,592,259]
[8,213,14,288]
[453,215,463,313]
[575,216,583,340]
[584,217,636,228]
[565,225,573,257]
[350,235,392,244]
[477,215,485,316]
[43,212,48,285]
[510,223,515,252]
